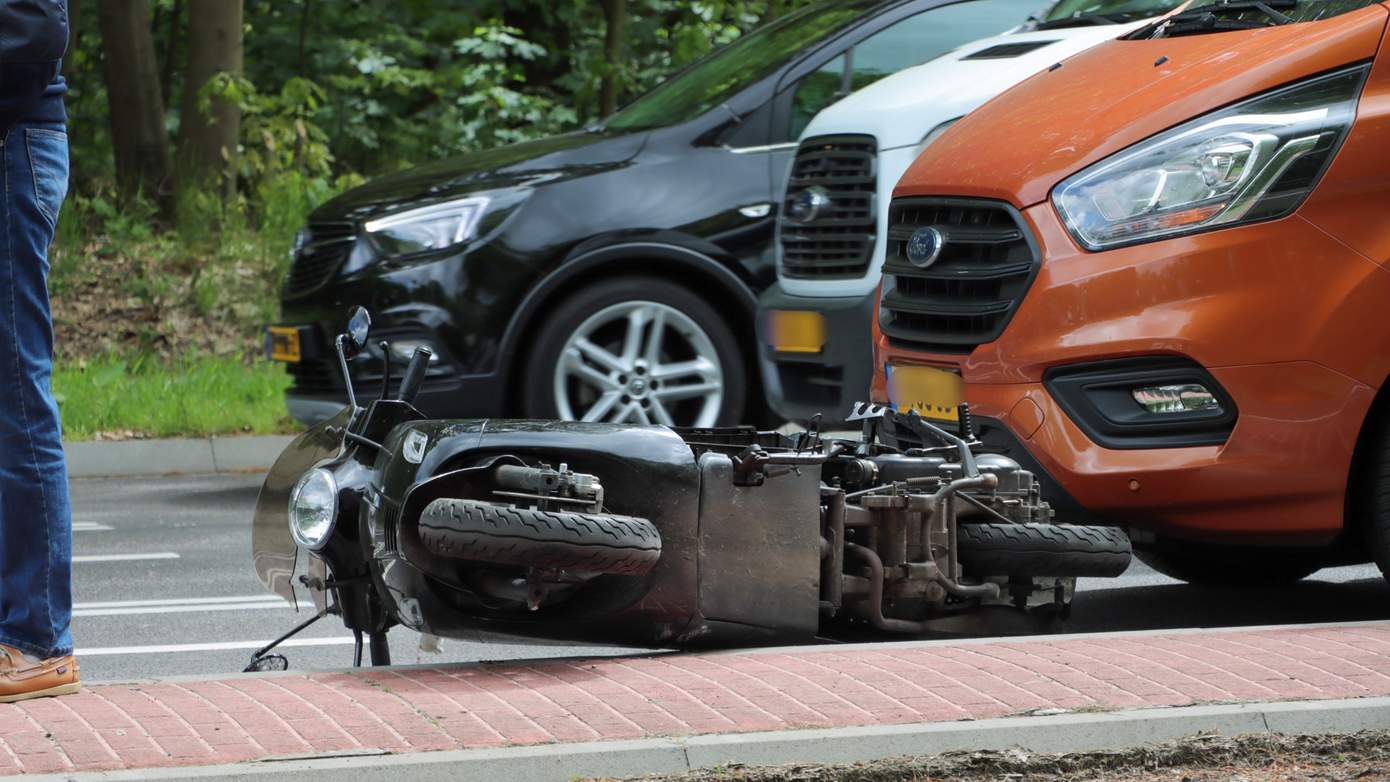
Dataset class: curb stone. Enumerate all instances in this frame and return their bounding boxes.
[65,434,293,478]
[18,697,1390,782]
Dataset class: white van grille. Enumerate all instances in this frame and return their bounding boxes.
[780,135,877,280]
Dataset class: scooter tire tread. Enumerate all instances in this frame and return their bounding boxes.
[418,498,662,576]
[957,522,1132,578]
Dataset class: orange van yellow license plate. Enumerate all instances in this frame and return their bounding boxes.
[267,327,302,363]
[766,310,826,354]
[886,364,963,424]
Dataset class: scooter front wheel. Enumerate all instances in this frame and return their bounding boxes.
[418,498,662,576]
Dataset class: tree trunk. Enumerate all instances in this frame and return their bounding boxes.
[177,0,243,202]
[97,0,172,203]
[159,0,183,106]
[599,0,625,117]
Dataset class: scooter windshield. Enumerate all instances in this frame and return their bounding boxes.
[251,406,353,606]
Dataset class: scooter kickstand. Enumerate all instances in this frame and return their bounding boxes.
[243,607,329,672]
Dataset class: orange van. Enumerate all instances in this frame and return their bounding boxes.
[872,0,1390,585]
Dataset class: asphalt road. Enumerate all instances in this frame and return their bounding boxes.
[70,474,1390,683]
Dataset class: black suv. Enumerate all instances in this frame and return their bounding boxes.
[268,0,1035,427]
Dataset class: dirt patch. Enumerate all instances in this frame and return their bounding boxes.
[49,226,279,361]
[600,731,1390,781]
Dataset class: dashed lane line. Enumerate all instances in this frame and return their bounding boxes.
[74,595,287,617]
[77,637,355,656]
[73,552,181,563]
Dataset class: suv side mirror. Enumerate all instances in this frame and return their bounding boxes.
[344,307,371,358]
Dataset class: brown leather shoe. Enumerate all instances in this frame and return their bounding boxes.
[0,645,80,703]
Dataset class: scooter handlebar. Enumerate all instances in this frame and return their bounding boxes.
[397,347,433,404]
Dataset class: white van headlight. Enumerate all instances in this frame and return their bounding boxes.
[1054,64,1369,250]
[288,469,338,550]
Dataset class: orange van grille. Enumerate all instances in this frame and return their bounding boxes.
[780,135,877,280]
[879,198,1039,353]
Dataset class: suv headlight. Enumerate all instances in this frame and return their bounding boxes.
[364,196,492,258]
[1054,64,1369,250]
[288,468,338,550]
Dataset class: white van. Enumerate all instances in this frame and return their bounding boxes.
[756,1,1183,423]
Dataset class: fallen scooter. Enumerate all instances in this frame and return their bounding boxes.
[248,309,1131,670]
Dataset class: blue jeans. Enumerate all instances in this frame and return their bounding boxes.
[0,122,71,659]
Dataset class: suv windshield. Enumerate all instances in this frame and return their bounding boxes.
[604,1,879,131]
[1038,0,1187,28]
[1137,0,1380,37]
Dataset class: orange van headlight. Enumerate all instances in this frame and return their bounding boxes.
[1053,64,1369,250]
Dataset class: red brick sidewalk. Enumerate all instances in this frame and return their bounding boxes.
[3,622,1390,776]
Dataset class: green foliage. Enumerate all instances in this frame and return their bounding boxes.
[317,20,580,166]
[67,0,816,187]
[52,353,294,440]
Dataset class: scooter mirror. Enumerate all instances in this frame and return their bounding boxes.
[344,307,371,358]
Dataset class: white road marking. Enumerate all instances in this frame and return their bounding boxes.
[73,522,113,532]
[74,595,287,617]
[73,552,180,563]
[77,595,281,609]
[77,637,355,657]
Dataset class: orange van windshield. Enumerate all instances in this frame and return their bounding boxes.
[1135,0,1380,37]
[1040,0,1187,27]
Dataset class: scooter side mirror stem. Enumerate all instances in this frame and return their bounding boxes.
[335,334,358,411]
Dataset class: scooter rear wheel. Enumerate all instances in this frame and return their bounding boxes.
[957,522,1132,578]
[418,498,662,576]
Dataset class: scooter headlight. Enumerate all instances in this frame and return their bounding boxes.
[1053,64,1368,250]
[288,468,338,550]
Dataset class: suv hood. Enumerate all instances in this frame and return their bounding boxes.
[316,129,649,221]
[897,4,1389,208]
[806,23,1149,151]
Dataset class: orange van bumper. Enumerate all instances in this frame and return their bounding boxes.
[873,204,1390,546]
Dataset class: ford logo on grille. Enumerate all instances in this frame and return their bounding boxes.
[906,226,945,268]
[788,186,832,223]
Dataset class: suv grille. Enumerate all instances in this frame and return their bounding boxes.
[879,198,1039,353]
[780,135,877,280]
[285,221,357,298]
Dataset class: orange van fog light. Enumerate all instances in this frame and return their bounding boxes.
[1131,384,1221,414]
[1045,358,1237,449]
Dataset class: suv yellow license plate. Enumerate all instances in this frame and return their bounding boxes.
[766,310,826,354]
[267,327,302,363]
[886,364,963,424]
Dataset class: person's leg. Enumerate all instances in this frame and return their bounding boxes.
[0,122,73,668]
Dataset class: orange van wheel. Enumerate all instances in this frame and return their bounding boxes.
[1135,542,1322,587]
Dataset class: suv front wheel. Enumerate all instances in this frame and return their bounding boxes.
[521,276,746,427]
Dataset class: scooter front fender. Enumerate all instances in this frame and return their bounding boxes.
[251,406,352,607]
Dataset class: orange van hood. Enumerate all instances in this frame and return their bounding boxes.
[896,5,1389,209]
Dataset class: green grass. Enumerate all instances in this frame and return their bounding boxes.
[53,354,295,441]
